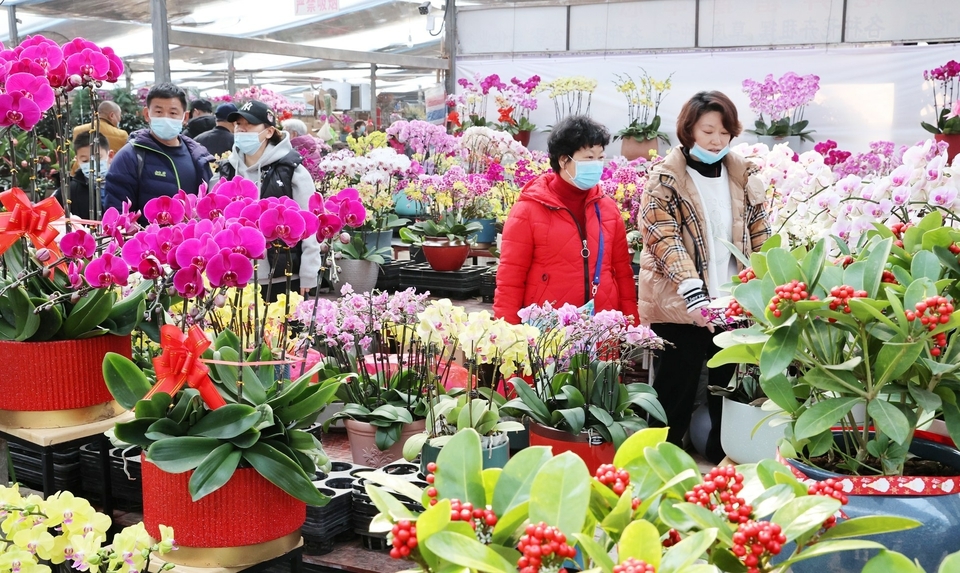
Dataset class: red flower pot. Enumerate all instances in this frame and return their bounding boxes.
[528,421,615,475]
[936,133,960,164]
[421,240,470,272]
[512,130,532,147]
[142,458,305,567]
[0,335,129,428]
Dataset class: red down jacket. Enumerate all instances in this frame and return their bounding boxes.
[494,172,639,324]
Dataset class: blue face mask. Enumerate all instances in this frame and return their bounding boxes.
[234,132,265,155]
[79,161,109,180]
[690,143,730,165]
[568,159,603,190]
[150,116,183,141]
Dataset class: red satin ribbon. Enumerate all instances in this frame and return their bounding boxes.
[0,187,65,261]
[147,324,227,410]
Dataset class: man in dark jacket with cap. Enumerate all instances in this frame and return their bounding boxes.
[195,103,237,160]
[183,98,216,138]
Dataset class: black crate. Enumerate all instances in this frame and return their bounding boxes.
[480,268,496,303]
[375,260,412,292]
[8,440,93,495]
[399,263,486,299]
[80,445,143,510]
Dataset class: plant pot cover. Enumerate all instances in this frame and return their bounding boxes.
[345,419,427,468]
[528,421,614,475]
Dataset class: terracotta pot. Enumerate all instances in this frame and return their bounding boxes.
[528,421,614,475]
[141,458,305,567]
[344,418,427,468]
[0,335,130,428]
[935,133,960,164]
[330,259,380,294]
[619,136,658,162]
[512,130,531,147]
[421,240,470,272]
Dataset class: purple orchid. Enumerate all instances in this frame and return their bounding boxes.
[143,195,186,226]
[173,266,206,299]
[175,236,219,271]
[65,48,109,80]
[61,229,96,260]
[206,248,254,288]
[0,91,42,130]
[84,252,129,287]
[5,72,55,113]
[214,222,266,259]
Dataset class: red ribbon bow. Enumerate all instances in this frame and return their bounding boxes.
[147,324,227,410]
[0,187,65,261]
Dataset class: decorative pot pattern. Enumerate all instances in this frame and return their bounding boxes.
[330,259,380,294]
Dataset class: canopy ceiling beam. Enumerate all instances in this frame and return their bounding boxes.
[168,29,448,70]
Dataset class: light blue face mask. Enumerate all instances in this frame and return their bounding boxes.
[568,159,603,190]
[690,143,730,165]
[150,117,183,141]
[234,132,265,155]
[79,161,109,180]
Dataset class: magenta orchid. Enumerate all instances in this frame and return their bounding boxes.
[175,237,220,272]
[205,249,254,288]
[84,252,129,287]
[214,223,267,259]
[316,213,344,241]
[5,72,55,110]
[65,48,109,80]
[0,91,42,130]
[143,195,187,226]
[196,193,230,220]
[61,229,96,260]
[259,203,308,248]
[173,266,206,299]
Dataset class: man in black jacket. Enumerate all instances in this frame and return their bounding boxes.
[53,132,111,220]
[183,98,216,138]
[195,103,237,160]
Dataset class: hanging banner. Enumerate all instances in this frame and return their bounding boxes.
[424,85,446,125]
[295,0,339,16]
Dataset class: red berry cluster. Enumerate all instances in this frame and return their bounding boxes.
[731,520,786,573]
[769,280,809,318]
[517,523,576,573]
[425,462,439,505]
[448,499,498,531]
[837,255,855,268]
[881,270,898,284]
[738,267,757,283]
[684,467,752,524]
[388,520,418,560]
[890,222,910,248]
[725,299,751,319]
[904,296,954,348]
[828,285,867,314]
[661,529,682,547]
[808,478,849,530]
[613,558,656,573]
[595,464,630,495]
[950,244,960,255]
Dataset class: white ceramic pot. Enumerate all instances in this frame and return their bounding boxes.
[330,259,379,294]
[720,397,786,464]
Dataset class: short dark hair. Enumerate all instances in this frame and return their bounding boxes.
[146,82,188,111]
[72,131,109,151]
[353,120,365,130]
[266,127,283,146]
[547,116,610,173]
[189,98,213,113]
[675,91,742,149]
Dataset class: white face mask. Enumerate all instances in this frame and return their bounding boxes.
[150,116,183,140]
[234,132,265,155]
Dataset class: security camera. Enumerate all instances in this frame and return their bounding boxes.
[418,2,432,15]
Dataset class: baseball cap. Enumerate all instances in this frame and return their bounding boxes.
[215,103,238,121]
[189,98,213,113]
[228,100,276,127]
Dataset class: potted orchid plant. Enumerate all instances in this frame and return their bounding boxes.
[612,69,673,161]
[496,75,541,146]
[921,59,960,162]
[742,72,820,147]
[448,73,506,130]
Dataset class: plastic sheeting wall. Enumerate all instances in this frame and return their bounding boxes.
[458,43,959,155]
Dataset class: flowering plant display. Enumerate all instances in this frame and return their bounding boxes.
[364,427,920,573]
[386,120,458,170]
[317,147,412,232]
[600,156,657,259]
[231,85,306,115]
[534,76,598,123]
[496,75,541,135]
[449,73,507,128]
[0,485,176,573]
[99,175,347,504]
[612,70,673,143]
[922,59,960,135]
[710,211,960,476]
[346,130,388,156]
[502,302,667,447]
[742,72,820,142]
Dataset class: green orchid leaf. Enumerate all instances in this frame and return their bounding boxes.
[103,352,153,410]
[188,443,241,501]
[147,436,221,473]
[242,441,330,505]
[187,403,261,439]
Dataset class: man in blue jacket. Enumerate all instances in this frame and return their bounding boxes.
[104,83,213,218]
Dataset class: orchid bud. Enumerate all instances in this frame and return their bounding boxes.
[20,160,28,168]
[146,292,157,301]
[188,306,200,317]
[167,286,177,296]
[42,156,51,164]
[10,138,17,146]
[42,267,53,279]
[143,312,151,321]
[339,232,350,244]
[213,294,226,308]
[35,248,52,262]
[319,242,330,254]
[68,74,83,87]
[70,293,81,304]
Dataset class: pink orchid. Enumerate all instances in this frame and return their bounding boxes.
[196,193,230,220]
[60,38,100,59]
[5,72,55,113]
[19,39,64,71]
[67,261,84,288]
[84,252,129,287]
[175,236,219,271]
[947,100,960,120]
[308,193,326,216]
[173,266,205,299]
[137,256,163,280]
[143,195,186,226]
[212,176,259,202]
[316,213,344,240]
[66,48,109,80]
[223,197,254,220]
[175,190,198,219]
[206,248,254,288]
[7,58,46,77]
[214,223,266,259]
[180,218,221,241]
[100,46,124,82]
[258,205,307,247]
[0,91,41,130]
[61,229,96,260]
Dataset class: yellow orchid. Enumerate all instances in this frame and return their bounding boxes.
[0,548,50,573]
[106,522,153,573]
[11,526,55,560]
[66,533,104,573]
[42,491,95,530]
[63,511,111,540]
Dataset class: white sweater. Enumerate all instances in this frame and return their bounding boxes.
[686,166,737,298]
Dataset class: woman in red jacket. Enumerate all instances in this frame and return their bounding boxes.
[494,116,638,324]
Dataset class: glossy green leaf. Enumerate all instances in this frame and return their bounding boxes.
[187,403,260,439]
[63,288,114,339]
[572,533,615,573]
[749,484,796,519]
[113,418,156,449]
[800,240,826,289]
[794,397,860,440]
[875,340,925,387]
[365,483,417,521]
[145,417,186,440]
[600,484,635,538]
[435,429,486,507]
[529,452,591,536]
[862,550,922,573]
[777,540,886,568]
[134,393,172,419]
[491,501,529,545]
[818,516,921,541]
[772,495,841,542]
[759,320,801,382]
[862,238,893,298]
[188,443,241,501]
[867,399,911,444]
[614,427,667,472]
[658,529,718,573]
[706,343,763,368]
[939,551,960,573]
[644,443,701,496]
[417,498,451,541]
[618,520,662,570]
[759,372,799,414]
[482,468,500,506]
[147,436,221,473]
[766,248,802,284]
[102,352,152,410]
[423,532,515,573]
[7,286,39,341]
[242,441,329,505]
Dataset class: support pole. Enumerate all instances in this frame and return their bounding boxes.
[227,52,236,96]
[370,64,377,128]
[151,0,171,83]
[6,6,18,46]
[443,0,457,96]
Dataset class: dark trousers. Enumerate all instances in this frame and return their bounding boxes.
[649,323,736,464]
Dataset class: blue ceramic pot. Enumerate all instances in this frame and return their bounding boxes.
[363,230,393,261]
[785,436,960,572]
[467,218,497,244]
[393,192,425,217]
